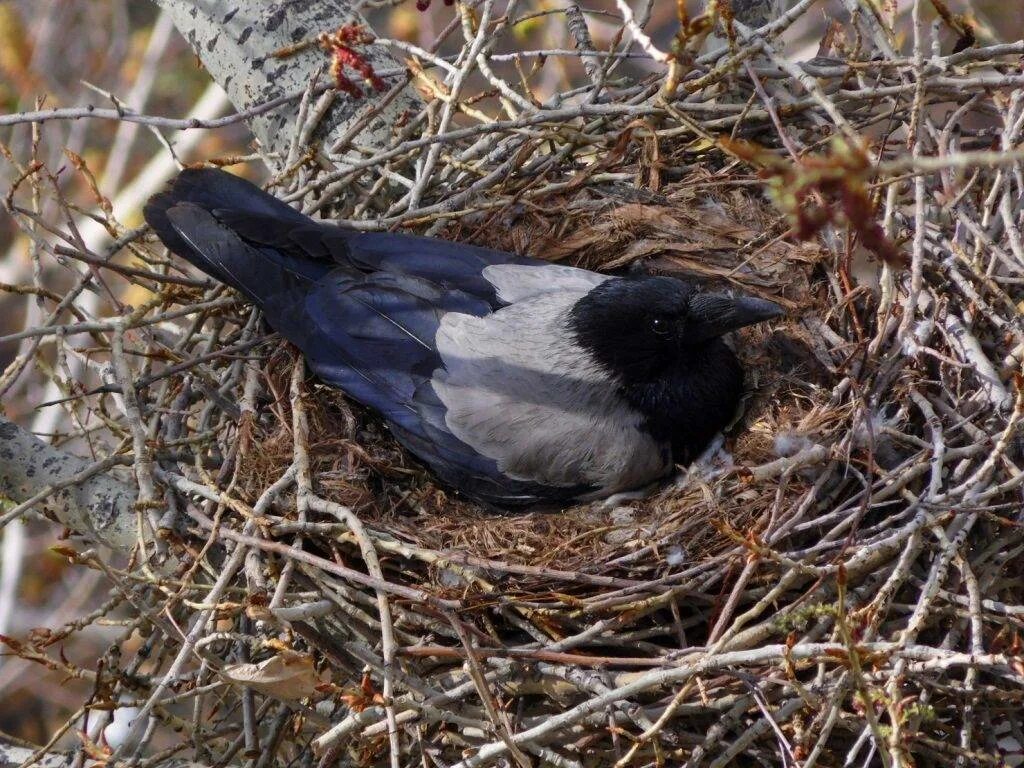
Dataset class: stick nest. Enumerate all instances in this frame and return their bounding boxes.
[5,7,1024,767]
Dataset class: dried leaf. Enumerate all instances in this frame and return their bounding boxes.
[220,654,322,701]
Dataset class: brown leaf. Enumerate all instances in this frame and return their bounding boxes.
[538,230,604,261]
[220,653,322,701]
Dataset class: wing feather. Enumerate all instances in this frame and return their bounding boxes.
[294,271,592,505]
[432,292,670,495]
[481,263,611,304]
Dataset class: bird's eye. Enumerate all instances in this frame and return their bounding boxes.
[650,316,671,336]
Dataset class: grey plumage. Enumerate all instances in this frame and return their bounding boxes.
[481,263,610,304]
[434,286,669,495]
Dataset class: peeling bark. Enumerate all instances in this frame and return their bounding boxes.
[152,0,422,159]
[0,743,75,768]
[0,415,136,553]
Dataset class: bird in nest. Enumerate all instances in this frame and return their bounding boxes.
[145,168,783,509]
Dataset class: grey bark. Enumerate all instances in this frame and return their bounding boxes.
[564,5,601,86]
[0,415,136,552]
[731,0,786,28]
[0,742,205,768]
[0,744,75,768]
[152,0,422,159]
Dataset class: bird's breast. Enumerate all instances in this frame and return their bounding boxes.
[622,340,745,464]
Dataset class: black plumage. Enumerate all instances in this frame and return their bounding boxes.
[144,168,783,508]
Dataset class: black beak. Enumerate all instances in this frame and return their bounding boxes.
[687,293,785,343]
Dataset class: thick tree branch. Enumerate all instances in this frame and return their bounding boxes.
[0,415,135,552]
[0,742,76,768]
[152,0,422,159]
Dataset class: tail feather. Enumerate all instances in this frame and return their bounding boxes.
[162,204,286,303]
[143,168,332,299]
[146,167,308,226]
[145,168,541,308]
[143,190,204,268]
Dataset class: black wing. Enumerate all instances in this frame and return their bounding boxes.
[146,168,539,307]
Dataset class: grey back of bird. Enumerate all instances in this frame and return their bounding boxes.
[433,287,670,495]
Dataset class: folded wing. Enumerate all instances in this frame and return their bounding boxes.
[433,293,670,496]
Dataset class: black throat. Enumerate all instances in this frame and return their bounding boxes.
[617,340,744,464]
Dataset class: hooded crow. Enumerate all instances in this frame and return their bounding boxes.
[144,169,783,507]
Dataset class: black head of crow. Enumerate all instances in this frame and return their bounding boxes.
[145,169,783,508]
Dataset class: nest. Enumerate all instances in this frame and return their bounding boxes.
[4,5,1024,767]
